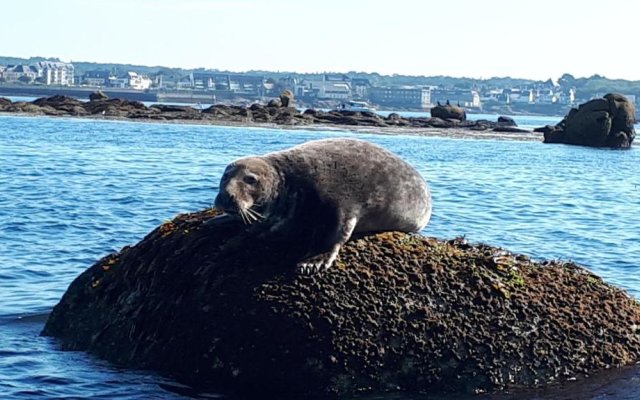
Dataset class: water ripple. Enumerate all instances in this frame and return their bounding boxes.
[1,114,639,398]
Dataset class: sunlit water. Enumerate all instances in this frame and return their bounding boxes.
[0,114,639,398]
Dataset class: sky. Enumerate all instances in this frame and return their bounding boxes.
[2,0,639,81]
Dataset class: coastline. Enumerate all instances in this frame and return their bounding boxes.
[0,109,543,143]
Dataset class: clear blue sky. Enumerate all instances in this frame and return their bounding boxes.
[3,0,639,81]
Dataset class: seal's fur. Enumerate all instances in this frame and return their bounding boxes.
[215,138,432,273]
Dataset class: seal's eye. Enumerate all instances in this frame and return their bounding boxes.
[243,175,258,185]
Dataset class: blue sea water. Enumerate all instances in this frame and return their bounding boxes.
[0,114,639,399]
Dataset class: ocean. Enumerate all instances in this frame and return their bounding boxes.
[0,114,639,398]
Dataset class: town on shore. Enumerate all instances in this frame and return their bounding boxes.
[1,57,640,117]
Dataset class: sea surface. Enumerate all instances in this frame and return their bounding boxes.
[0,114,639,399]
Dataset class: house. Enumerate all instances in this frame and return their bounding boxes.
[127,72,152,90]
[109,72,152,90]
[188,72,265,95]
[82,70,112,87]
[35,61,74,85]
[351,78,371,98]
[2,64,39,83]
[295,74,352,100]
[430,89,481,108]
[368,86,431,109]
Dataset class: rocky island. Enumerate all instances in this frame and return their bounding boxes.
[1,91,636,148]
[0,91,531,137]
[536,93,636,148]
[42,208,640,399]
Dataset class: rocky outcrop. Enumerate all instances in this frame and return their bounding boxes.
[42,208,640,399]
[0,95,537,134]
[537,93,636,148]
[430,103,467,121]
[89,90,108,102]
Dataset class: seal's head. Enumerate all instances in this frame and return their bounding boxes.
[214,157,280,224]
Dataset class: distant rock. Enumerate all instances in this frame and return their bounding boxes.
[267,98,282,108]
[89,91,108,102]
[430,104,467,121]
[0,94,538,136]
[539,93,636,148]
[42,208,640,399]
[497,116,517,126]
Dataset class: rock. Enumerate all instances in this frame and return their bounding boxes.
[430,104,467,121]
[492,126,531,133]
[0,97,12,109]
[497,116,517,126]
[42,209,640,399]
[267,99,282,108]
[32,95,84,114]
[280,89,294,108]
[150,104,199,114]
[89,91,108,102]
[84,98,148,116]
[10,102,44,114]
[541,93,636,148]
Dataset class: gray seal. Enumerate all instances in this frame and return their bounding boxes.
[214,138,432,273]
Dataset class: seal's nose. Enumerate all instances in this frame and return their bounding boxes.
[214,190,236,212]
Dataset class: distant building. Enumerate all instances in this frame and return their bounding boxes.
[109,72,152,90]
[295,74,352,100]
[368,86,431,109]
[2,64,39,83]
[35,61,74,85]
[505,89,533,104]
[189,72,265,95]
[430,89,480,108]
[127,72,152,90]
[351,78,371,98]
[82,70,112,87]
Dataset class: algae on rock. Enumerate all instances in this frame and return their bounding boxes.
[42,208,640,398]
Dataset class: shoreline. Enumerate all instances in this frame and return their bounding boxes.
[0,110,543,143]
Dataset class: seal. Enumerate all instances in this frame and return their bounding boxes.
[214,138,432,274]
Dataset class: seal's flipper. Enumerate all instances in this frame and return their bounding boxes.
[297,216,357,274]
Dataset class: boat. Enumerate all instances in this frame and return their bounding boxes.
[336,100,376,112]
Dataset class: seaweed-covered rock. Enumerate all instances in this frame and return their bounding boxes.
[541,93,636,148]
[42,209,640,398]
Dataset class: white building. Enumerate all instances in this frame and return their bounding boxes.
[35,61,74,85]
[127,72,152,90]
[109,72,152,90]
[295,74,352,100]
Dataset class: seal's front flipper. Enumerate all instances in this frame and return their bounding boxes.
[297,215,357,275]
[297,248,340,274]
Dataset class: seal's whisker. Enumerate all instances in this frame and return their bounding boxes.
[238,208,249,225]
[245,208,264,220]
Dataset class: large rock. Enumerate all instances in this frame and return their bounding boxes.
[89,91,108,102]
[540,93,636,148]
[430,104,467,121]
[42,209,640,398]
